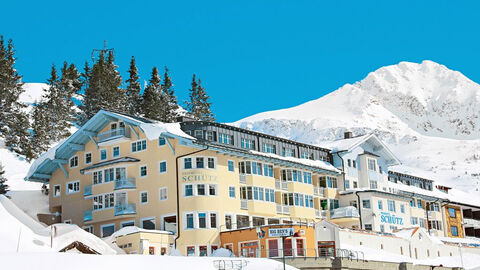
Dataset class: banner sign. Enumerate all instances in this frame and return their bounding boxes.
[268,228,294,237]
[380,212,404,225]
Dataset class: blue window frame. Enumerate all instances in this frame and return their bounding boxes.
[131,140,147,152]
[184,158,192,169]
[448,208,456,218]
[159,161,167,173]
[451,226,458,236]
[228,161,234,172]
[113,146,120,157]
[186,214,194,229]
[229,187,235,198]
[100,149,107,160]
[159,137,166,146]
[185,185,193,196]
[378,200,383,210]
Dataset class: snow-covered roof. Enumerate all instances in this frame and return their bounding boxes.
[111,226,173,238]
[318,133,401,166]
[26,110,195,182]
[388,164,436,182]
[250,150,341,174]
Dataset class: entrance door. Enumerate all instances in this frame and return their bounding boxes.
[240,241,259,257]
[283,238,293,257]
[268,239,279,257]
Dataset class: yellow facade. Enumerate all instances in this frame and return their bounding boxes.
[115,231,173,255]
[46,119,340,256]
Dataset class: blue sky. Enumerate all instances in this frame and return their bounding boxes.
[1,1,478,122]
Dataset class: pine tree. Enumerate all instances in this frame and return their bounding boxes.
[57,62,81,138]
[31,102,50,158]
[160,66,179,122]
[0,162,8,195]
[125,56,142,115]
[81,51,125,120]
[141,67,162,120]
[0,36,31,156]
[185,74,215,121]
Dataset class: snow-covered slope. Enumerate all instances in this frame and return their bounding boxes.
[234,61,480,193]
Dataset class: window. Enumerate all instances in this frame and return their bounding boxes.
[283,148,295,157]
[411,217,418,225]
[319,176,337,188]
[218,133,233,145]
[197,184,206,196]
[353,181,358,188]
[184,158,192,169]
[388,200,396,212]
[100,149,107,161]
[347,159,351,167]
[140,191,148,204]
[228,160,234,172]
[159,187,167,201]
[209,185,217,196]
[241,138,255,150]
[210,213,217,228]
[380,225,385,232]
[198,213,207,228]
[362,200,371,209]
[140,165,147,177]
[121,220,135,228]
[207,158,215,169]
[262,143,276,154]
[345,180,350,189]
[225,215,232,229]
[186,246,196,256]
[303,172,312,184]
[131,140,147,152]
[199,246,208,256]
[196,157,204,168]
[378,200,383,210]
[400,204,405,213]
[70,156,78,168]
[101,224,115,237]
[301,152,313,160]
[194,130,203,138]
[186,214,194,229]
[365,224,372,231]
[370,181,377,189]
[206,131,215,141]
[159,161,167,173]
[410,200,415,207]
[53,185,61,197]
[417,199,423,209]
[420,218,425,228]
[229,187,235,198]
[158,137,166,146]
[368,159,376,171]
[185,185,193,196]
[352,160,356,168]
[85,153,92,164]
[83,226,93,234]
[264,164,274,177]
[113,146,120,157]
[448,208,456,218]
[141,218,156,230]
[66,181,80,194]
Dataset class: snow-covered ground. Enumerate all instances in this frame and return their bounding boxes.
[234,60,480,195]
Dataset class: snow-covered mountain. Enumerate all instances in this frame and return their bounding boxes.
[234,60,480,193]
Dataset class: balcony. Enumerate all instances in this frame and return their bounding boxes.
[84,185,92,196]
[239,174,246,184]
[330,206,360,220]
[276,204,290,215]
[114,203,137,216]
[241,199,248,210]
[84,210,92,222]
[313,187,325,197]
[114,178,136,190]
[275,180,288,191]
[97,128,131,145]
[464,218,480,228]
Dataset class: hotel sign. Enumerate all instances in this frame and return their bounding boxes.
[182,172,217,182]
[380,212,404,225]
[268,228,295,237]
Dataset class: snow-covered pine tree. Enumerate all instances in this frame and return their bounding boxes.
[41,64,64,141]
[141,67,162,120]
[31,102,51,158]
[0,162,8,195]
[81,51,125,120]
[0,36,31,156]
[57,62,81,138]
[125,56,142,115]
[160,66,179,122]
[185,74,215,121]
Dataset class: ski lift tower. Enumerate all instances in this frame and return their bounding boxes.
[91,40,114,62]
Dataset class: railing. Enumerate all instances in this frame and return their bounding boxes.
[276,204,290,214]
[239,174,246,184]
[226,248,364,262]
[281,181,288,190]
[114,178,136,190]
[97,127,130,143]
[313,187,325,197]
[275,179,281,190]
[213,259,248,270]
[330,206,360,219]
[240,200,248,210]
[321,210,328,219]
[84,185,92,196]
[114,203,137,216]
[464,218,480,227]
[84,210,92,221]
[315,209,320,218]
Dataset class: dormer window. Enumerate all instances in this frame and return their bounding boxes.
[368,159,377,171]
[69,156,78,168]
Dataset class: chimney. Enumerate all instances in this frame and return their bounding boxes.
[344,131,353,139]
